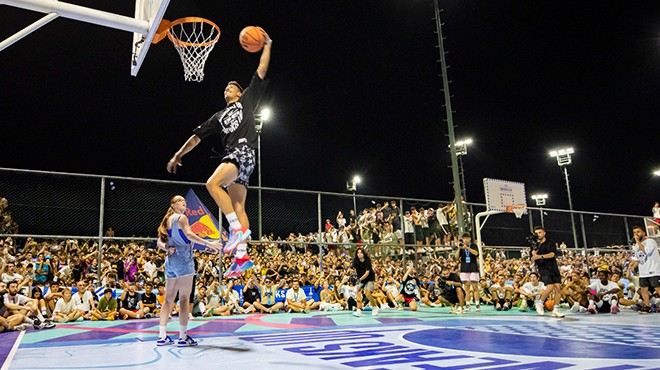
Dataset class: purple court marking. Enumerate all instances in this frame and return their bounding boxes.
[376,317,422,323]
[0,330,19,365]
[190,320,246,333]
[290,317,337,327]
[43,321,157,343]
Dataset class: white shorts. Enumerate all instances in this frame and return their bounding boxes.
[460,272,479,282]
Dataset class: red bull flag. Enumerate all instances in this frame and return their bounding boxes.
[184,189,227,251]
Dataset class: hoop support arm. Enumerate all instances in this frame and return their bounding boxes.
[2,0,149,34]
[0,12,58,52]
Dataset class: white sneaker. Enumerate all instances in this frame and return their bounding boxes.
[13,323,28,331]
[456,306,463,314]
[551,309,565,318]
[578,306,587,313]
[380,303,389,310]
[352,309,362,317]
[535,301,545,315]
[475,304,481,312]
[372,306,379,316]
[570,302,580,313]
[245,305,255,314]
[449,306,457,314]
[519,301,529,312]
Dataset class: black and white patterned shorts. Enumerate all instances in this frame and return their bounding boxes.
[221,144,256,188]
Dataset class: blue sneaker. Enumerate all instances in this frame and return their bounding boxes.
[157,335,174,346]
[224,255,254,278]
[223,227,251,253]
[177,335,198,347]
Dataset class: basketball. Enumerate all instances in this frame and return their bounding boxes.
[544,300,554,311]
[239,26,265,53]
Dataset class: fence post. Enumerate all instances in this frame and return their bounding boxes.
[96,177,105,283]
[317,193,323,273]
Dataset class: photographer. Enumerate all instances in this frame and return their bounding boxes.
[454,233,480,312]
[530,226,565,318]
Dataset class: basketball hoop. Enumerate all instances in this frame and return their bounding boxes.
[506,204,527,219]
[163,17,221,82]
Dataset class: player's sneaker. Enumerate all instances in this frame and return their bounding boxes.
[551,309,565,318]
[570,302,580,313]
[578,306,587,313]
[475,304,481,312]
[352,309,362,317]
[610,304,620,314]
[372,306,379,316]
[177,335,198,347]
[224,254,254,278]
[465,302,471,312]
[450,306,457,314]
[495,302,502,311]
[587,304,596,314]
[13,323,28,331]
[456,306,463,314]
[519,300,529,312]
[503,302,511,311]
[223,227,251,253]
[535,301,544,315]
[157,335,174,346]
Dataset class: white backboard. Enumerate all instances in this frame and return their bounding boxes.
[483,178,527,214]
[131,0,170,76]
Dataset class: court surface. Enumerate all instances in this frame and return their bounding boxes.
[2,306,659,370]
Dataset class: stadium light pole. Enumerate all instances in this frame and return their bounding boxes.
[346,176,361,215]
[549,148,579,249]
[531,193,548,228]
[453,138,472,201]
[255,107,271,239]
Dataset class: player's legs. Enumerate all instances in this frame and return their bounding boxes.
[206,163,239,217]
[227,183,248,227]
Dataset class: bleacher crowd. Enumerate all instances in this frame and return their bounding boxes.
[1,199,658,333]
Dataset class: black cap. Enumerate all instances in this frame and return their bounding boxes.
[228,81,244,93]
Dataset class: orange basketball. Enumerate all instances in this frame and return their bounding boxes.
[544,300,554,311]
[239,26,265,53]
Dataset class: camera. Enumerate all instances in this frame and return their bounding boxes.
[526,234,539,250]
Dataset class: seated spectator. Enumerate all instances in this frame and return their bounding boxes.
[587,269,621,314]
[437,267,465,314]
[489,274,514,311]
[319,280,343,311]
[1,262,23,284]
[53,288,82,322]
[44,282,63,316]
[203,281,231,317]
[30,286,48,319]
[91,288,117,320]
[241,276,260,313]
[253,278,284,314]
[382,276,403,309]
[285,279,312,313]
[72,280,95,320]
[563,272,589,313]
[118,281,144,319]
[3,281,54,329]
[397,266,421,312]
[516,272,545,312]
[140,282,157,318]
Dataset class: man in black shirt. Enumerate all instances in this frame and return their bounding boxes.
[141,282,157,319]
[455,233,481,312]
[531,226,565,318]
[166,28,273,278]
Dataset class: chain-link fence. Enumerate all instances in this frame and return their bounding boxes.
[0,167,648,250]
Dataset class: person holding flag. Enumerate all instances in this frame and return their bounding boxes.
[156,195,221,347]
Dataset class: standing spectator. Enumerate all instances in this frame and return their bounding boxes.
[403,210,415,250]
[531,226,565,317]
[455,233,481,312]
[352,248,379,316]
[631,226,660,313]
[653,202,660,222]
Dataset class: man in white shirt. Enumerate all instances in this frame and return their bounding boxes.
[285,280,312,313]
[517,272,546,312]
[1,262,23,284]
[631,226,660,313]
[587,269,621,314]
[72,280,95,319]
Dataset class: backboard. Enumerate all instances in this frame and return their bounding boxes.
[131,0,170,76]
[483,178,527,214]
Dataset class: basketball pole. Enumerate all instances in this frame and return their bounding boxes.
[433,0,466,234]
[474,210,501,277]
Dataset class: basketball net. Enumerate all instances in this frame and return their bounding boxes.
[162,17,221,82]
[505,204,526,219]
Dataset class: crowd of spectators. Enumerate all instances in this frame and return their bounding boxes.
[1,200,658,333]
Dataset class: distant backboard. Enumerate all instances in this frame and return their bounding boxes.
[483,178,527,214]
[131,0,170,76]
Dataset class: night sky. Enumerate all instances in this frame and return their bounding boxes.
[1,0,659,216]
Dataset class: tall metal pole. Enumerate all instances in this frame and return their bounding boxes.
[352,190,357,216]
[458,155,467,200]
[257,128,262,239]
[96,177,105,283]
[434,0,465,234]
[540,207,545,228]
[563,166,579,249]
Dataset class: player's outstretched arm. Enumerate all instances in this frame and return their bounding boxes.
[167,135,201,174]
[256,28,272,80]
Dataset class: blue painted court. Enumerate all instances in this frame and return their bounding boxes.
[2,306,659,369]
